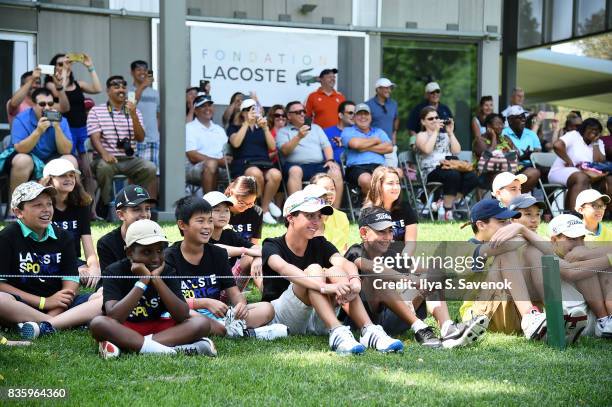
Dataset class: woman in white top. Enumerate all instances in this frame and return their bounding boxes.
[549,118,609,211]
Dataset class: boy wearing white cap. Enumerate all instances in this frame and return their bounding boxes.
[261,190,403,355]
[492,171,527,207]
[575,189,612,242]
[90,219,216,358]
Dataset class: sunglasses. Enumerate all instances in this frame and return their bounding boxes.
[274,113,287,119]
[426,116,439,121]
[344,110,355,116]
[289,109,305,115]
[37,101,55,107]
[109,81,127,88]
[429,90,441,94]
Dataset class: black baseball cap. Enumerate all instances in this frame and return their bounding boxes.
[319,68,338,78]
[469,199,521,223]
[358,207,395,231]
[115,185,156,209]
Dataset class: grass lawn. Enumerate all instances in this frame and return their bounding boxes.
[1,221,611,406]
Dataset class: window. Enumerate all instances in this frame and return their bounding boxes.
[518,0,544,49]
[575,0,606,36]
[550,0,573,42]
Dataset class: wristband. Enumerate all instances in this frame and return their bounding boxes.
[38,296,46,310]
[325,159,335,163]
[88,65,95,73]
[186,298,195,309]
[134,281,148,291]
[349,275,361,282]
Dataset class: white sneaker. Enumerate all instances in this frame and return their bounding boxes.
[173,338,217,356]
[249,324,289,340]
[564,308,588,344]
[262,211,277,224]
[268,202,282,217]
[521,311,547,340]
[442,315,489,349]
[359,324,404,353]
[224,307,247,338]
[329,325,366,355]
[99,341,121,359]
[595,315,612,339]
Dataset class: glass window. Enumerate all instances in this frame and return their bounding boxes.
[576,0,606,36]
[518,0,544,48]
[551,0,574,42]
[381,39,478,151]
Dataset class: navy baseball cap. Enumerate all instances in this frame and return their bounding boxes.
[469,199,521,223]
[115,185,156,209]
[319,68,338,77]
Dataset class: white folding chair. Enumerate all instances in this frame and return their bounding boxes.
[531,152,566,216]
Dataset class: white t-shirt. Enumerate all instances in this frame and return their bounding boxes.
[185,119,227,159]
[550,130,605,172]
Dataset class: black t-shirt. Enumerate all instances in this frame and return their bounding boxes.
[230,205,263,241]
[52,204,91,258]
[102,258,184,323]
[209,228,254,265]
[227,124,270,162]
[390,201,418,242]
[0,222,77,298]
[261,235,338,302]
[164,241,235,301]
[97,226,125,272]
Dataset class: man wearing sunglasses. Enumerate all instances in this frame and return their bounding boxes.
[366,78,399,145]
[5,88,74,202]
[406,82,454,137]
[324,100,356,165]
[87,75,156,219]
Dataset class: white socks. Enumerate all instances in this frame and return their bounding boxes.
[139,334,176,355]
[411,319,428,333]
[440,320,453,337]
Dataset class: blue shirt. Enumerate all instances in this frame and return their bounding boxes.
[366,97,398,140]
[341,126,391,167]
[323,125,344,164]
[406,101,453,133]
[11,108,72,161]
[502,126,541,155]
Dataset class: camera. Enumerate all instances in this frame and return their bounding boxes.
[442,118,451,126]
[116,137,134,157]
[43,110,62,122]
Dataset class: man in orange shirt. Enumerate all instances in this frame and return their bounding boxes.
[305,69,346,129]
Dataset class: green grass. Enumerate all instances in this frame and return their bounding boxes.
[1,222,611,406]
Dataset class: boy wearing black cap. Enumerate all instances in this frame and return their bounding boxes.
[345,206,488,348]
[97,184,156,272]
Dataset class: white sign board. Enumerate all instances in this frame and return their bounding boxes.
[190,24,338,106]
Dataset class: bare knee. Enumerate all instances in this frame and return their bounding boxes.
[190,314,211,337]
[89,315,113,339]
[266,168,282,183]
[288,166,303,181]
[11,153,34,171]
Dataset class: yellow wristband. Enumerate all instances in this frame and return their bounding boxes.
[39,297,46,311]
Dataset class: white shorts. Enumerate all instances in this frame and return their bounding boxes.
[271,283,338,336]
[548,167,579,186]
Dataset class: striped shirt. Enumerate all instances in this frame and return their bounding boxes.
[86,103,143,156]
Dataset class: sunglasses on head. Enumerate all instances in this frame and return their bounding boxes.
[37,101,55,107]
[289,109,305,115]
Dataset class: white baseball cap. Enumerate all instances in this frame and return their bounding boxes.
[492,172,528,194]
[125,219,169,248]
[375,78,394,88]
[505,105,527,117]
[43,158,81,177]
[425,82,441,93]
[549,214,586,238]
[575,189,611,211]
[239,99,256,111]
[282,190,333,217]
[303,184,329,198]
[203,191,233,208]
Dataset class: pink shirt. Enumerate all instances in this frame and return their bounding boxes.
[6,99,32,126]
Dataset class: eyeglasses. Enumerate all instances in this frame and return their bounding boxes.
[343,110,355,116]
[426,116,439,121]
[585,203,606,210]
[235,198,255,208]
[429,90,441,94]
[274,113,286,119]
[37,101,55,107]
[289,110,305,115]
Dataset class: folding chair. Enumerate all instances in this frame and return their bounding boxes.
[340,152,359,223]
[397,150,419,213]
[186,143,233,196]
[531,152,566,216]
[413,151,444,221]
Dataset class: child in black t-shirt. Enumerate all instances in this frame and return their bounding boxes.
[41,158,100,288]
[168,197,286,340]
[204,191,263,293]
[89,219,215,359]
[0,182,101,340]
[225,176,264,244]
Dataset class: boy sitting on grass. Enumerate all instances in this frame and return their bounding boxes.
[0,182,101,340]
[575,189,612,243]
[90,219,216,359]
[345,206,488,349]
[166,196,287,340]
[262,190,403,355]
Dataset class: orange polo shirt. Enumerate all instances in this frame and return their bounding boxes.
[305,87,346,129]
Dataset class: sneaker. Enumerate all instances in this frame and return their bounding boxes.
[19,321,56,340]
[521,311,547,340]
[99,341,121,359]
[443,210,454,221]
[595,315,612,339]
[247,324,289,340]
[329,325,366,355]
[224,307,247,338]
[262,211,277,224]
[414,326,442,348]
[268,202,282,217]
[173,338,217,356]
[564,308,588,344]
[442,316,489,349]
[360,324,404,353]
[431,199,443,213]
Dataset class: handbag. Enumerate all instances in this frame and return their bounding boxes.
[440,159,474,172]
[477,150,518,174]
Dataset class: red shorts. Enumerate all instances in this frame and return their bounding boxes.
[122,318,176,336]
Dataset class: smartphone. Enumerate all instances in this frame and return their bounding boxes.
[38,64,55,75]
[304,117,312,127]
[147,70,154,83]
[542,111,555,120]
[199,79,207,92]
[66,52,84,63]
[43,110,62,122]
[127,91,136,104]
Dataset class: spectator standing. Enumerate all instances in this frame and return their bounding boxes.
[266,104,286,164]
[471,96,494,140]
[6,69,42,126]
[407,82,453,137]
[185,86,199,123]
[323,100,355,165]
[366,78,399,144]
[501,87,525,118]
[305,68,346,129]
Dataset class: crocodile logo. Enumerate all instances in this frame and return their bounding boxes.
[296,68,320,86]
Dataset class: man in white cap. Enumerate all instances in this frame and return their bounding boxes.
[406,81,453,137]
[185,94,229,194]
[261,190,404,355]
[492,171,528,206]
[366,78,399,144]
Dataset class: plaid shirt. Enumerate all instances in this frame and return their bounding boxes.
[86,103,143,157]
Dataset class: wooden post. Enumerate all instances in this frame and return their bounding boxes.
[542,255,565,350]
